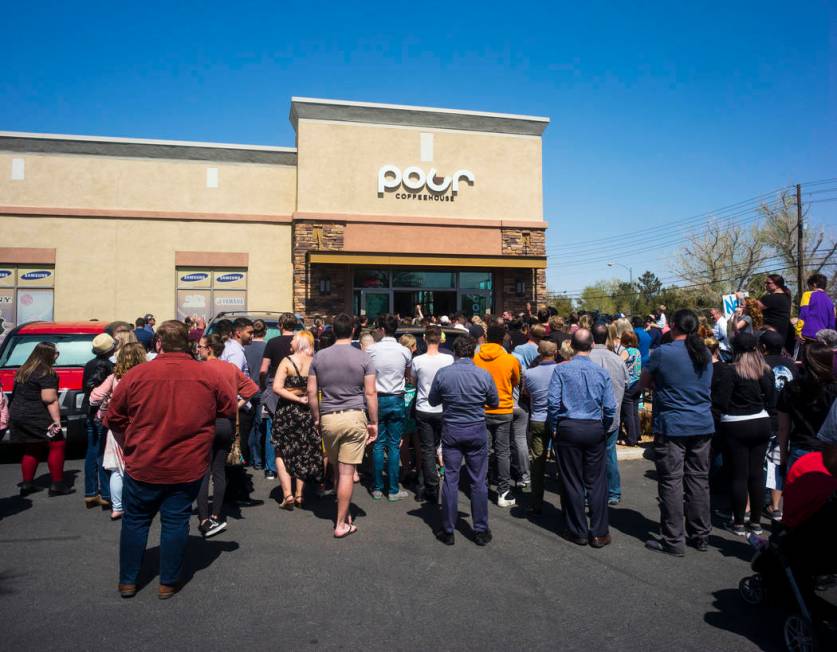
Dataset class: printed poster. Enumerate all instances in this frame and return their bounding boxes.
[176,290,211,322]
[17,289,54,322]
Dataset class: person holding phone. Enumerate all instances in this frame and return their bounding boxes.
[9,341,72,496]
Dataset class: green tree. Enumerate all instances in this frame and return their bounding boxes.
[545,291,574,316]
[635,271,662,315]
[578,280,619,314]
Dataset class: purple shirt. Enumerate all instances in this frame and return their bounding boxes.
[800,290,836,339]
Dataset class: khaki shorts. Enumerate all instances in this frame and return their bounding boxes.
[321,410,368,465]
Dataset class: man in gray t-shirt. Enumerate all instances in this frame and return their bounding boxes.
[308,314,378,539]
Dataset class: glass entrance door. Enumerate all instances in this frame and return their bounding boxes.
[394,290,457,320]
[361,290,390,319]
[460,292,492,318]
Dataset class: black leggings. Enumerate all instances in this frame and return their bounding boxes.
[197,418,234,522]
[721,417,771,526]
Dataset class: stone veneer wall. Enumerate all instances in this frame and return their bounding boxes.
[292,222,346,315]
[500,227,547,314]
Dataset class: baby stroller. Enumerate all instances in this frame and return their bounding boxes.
[738,494,837,651]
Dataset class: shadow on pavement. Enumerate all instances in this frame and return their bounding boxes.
[308,493,367,526]
[0,494,33,521]
[516,498,565,539]
[137,536,240,591]
[604,507,657,544]
[0,570,27,596]
[33,469,79,490]
[704,587,785,651]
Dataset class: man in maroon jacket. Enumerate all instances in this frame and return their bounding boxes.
[105,320,237,600]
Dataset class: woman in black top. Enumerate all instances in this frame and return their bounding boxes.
[757,274,792,343]
[712,333,775,535]
[9,342,73,496]
[778,341,837,471]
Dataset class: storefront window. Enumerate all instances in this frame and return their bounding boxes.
[392,271,455,288]
[459,272,493,290]
[353,269,389,288]
[176,268,247,320]
[352,269,495,319]
[0,266,55,337]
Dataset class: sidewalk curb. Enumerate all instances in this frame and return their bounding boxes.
[617,444,651,461]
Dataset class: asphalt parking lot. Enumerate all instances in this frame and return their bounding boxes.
[0,453,789,651]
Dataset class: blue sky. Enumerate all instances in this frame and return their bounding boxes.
[2,1,835,295]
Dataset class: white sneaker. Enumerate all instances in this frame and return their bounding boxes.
[497,491,516,507]
[387,490,409,502]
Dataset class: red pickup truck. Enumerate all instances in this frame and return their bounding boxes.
[0,321,105,447]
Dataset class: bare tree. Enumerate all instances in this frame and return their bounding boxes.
[758,191,837,291]
[676,219,766,292]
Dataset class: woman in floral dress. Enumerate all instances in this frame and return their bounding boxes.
[272,330,323,509]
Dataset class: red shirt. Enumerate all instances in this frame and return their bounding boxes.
[783,451,837,528]
[203,358,259,402]
[105,352,238,484]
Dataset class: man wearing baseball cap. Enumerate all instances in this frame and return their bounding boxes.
[82,333,116,509]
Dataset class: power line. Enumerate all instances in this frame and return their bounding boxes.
[546,190,788,253]
[552,259,836,303]
[556,252,796,296]
[545,196,793,260]
[549,190,837,268]
[546,178,837,255]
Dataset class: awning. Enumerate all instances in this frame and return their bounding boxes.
[308,252,547,269]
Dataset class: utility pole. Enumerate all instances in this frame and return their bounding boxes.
[796,183,803,308]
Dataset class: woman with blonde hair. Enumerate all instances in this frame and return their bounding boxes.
[607,322,628,361]
[272,330,323,509]
[711,332,775,536]
[91,342,148,519]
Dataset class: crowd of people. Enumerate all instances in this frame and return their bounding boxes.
[0,272,835,600]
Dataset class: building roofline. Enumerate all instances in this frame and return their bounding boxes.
[0,130,297,165]
[290,97,550,136]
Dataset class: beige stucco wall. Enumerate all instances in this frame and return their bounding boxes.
[0,153,297,215]
[0,215,293,321]
[296,120,544,222]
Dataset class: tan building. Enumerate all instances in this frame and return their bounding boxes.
[0,98,548,327]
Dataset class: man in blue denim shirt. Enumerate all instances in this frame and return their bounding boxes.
[547,328,616,548]
[428,334,498,546]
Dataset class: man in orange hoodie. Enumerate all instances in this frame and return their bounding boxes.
[474,323,521,507]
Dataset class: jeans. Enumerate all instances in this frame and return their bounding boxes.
[556,419,608,539]
[485,413,513,495]
[511,405,530,484]
[653,434,712,553]
[247,397,268,469]
[262,416,277,475]
[606,430,621,501]
[788,446,813,473]
[119,474,202,586]
[109,469,124,512]
[441,421,489,534]
[529,420,553,508]
[84,417,111,499]
[621,381,641,445]
[415,410,443,499]
[373,395,406,495]
[238,405,256,467]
